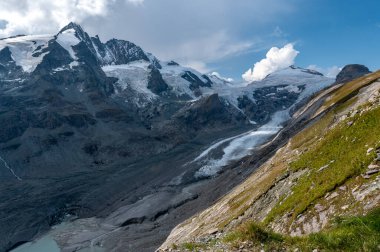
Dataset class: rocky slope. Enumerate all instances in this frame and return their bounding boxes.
[159,67,380,251]
[0,23,338,252]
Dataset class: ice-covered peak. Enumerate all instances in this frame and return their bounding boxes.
[267,65,324,78]
[253,66,331,88]
[58,22,85,36]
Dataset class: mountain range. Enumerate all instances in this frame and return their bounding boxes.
[0,23,376,252]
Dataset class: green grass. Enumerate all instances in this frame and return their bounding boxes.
[308,208,380,251]
[265,104,380,223]
[290,97,357,150]
[222,208,380,252]
[223,223,282,243]
[181,242,207,251]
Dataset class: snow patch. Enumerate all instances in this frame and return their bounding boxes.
[56,28,80,60]
[69,61,79,69]
[210,72,234,82]
[102,62,157,106]
[277,85,301,93]
[160,63,213,98]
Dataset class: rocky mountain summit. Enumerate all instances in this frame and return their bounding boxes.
[0,23,369,252]
[335,64,371,84]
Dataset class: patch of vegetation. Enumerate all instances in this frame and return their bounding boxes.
[222,208,380,252]
[266,103,380,222]
[290,96,357,150]
[223,222,284,249]
[181,242,207,251]
[309,208,380,251]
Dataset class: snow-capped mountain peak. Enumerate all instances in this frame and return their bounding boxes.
[58,22,86,37]
[0,23,334,112]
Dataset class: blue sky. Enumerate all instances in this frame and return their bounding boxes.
[0,0,378,80]
[208,0,380,79]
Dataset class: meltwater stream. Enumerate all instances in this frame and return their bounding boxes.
[193,110,290,178]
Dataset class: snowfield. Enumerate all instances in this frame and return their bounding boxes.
[0,34,52,72]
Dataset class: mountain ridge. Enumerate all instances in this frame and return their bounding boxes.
[1,23,371,252]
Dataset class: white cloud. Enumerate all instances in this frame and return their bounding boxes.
[0,0,114,38]
[307,65,341,78]
[159,31,254,70]
[242,43,299,82]
[183,61,212,73]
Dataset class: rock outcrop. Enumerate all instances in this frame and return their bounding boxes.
[335,64,371,83]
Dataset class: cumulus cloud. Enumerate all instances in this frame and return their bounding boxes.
[307,65,342,78]
[0,0,114,37]
[242,43,299,82]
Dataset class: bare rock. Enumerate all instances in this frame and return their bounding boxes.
[368,164,380,169]
[314,204,325,212]
[341,205,349,210]
[327,192,339,200]
[339,186,347,191]
[367,148,374,155]
[335,64,371,84]
[366,169,379,176]
[207,228,219,235]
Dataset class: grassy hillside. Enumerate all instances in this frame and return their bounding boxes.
[160,71,380,251]
[266,104,380,224]
[182,208,380,251]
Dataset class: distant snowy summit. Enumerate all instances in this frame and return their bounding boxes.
[0,22,334,120]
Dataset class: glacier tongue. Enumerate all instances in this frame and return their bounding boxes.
[193,110,288,178]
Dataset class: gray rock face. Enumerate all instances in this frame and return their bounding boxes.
[172,94,245,131]
[238,85,305,124]
[335,64,371,83]
[182,71,212,90]
[147,66,169,94]
[0,47,24,80]
[101,39,150,65]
